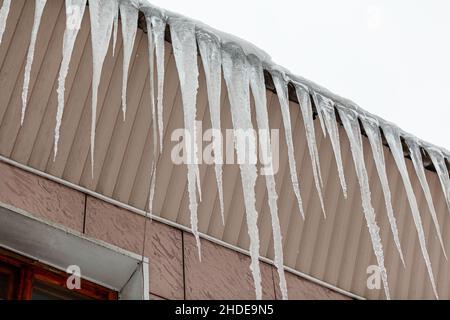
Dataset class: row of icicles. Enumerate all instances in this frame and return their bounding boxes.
[1,0,450,300]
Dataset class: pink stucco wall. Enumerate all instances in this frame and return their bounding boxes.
[0,161,349,300]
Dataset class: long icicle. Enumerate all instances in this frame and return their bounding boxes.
[427,147,450,214]
[112,0,119,57]
[383,124,439,299]
[54,0,87,161]
[151,15,166,153]
[249,56,288,300]
[295,84,326,217]
[406,138,447,260]
[21,0,47,125]
[119,0,138,121]
[170,18,202,261]
[311,90,327,137]
[362,116,405,266]
[272,71,305,219]
[197,31,225,224]
[88,0,116,178]
[312,91,347,198]
[142,7,159,219]
[222,43,262,300]
[338,106,390,300]
[0,0,11,45]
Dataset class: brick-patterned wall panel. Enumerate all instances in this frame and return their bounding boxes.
[183,232,277,300]
[0,162,84,231]
[84,196,184,300]
[273,268,350,300]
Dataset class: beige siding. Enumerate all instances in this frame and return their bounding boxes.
[0,0,449,299]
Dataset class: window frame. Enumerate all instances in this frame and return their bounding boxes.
[0,248,118,300]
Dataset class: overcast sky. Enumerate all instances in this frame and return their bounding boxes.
[151,0,450,150]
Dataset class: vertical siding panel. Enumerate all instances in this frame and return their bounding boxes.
[0,0,26,67]
[272,101,305,253]
[0,0,32,124]
[11,2,65,164]
[95,32,147,197]
[284,120,327,268]
[62,27,120,184]
[309,125,352,280]
[296,125,335,274]
[0,0,62,157]
[28,10,91,171]
[128,42,179,210]
[78,33,125,189]
[45,20,92,178]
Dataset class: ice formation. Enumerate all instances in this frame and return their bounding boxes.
[119,0,138,121]
[222,43,262,300]
[21,0,47,126]
[112,0,119,57]
[170,18,202,261]
[295,83,326,217]
[272,71,305,219]
[427,147,450,214]
[339,107,390,300]
[88,0,117,178]
[54,0,87,161]
[142,9,156,157]
[5,0,450,300]
[197,31,225,224]
[249,56,288,300]
[406,138,447,259]
[361,116,405,266]
[151,15,166,152]
[312,91,347,198]
[0,0,11,45]
[142,6,159,218]
[383,125,439,299]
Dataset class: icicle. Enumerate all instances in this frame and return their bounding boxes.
[361,116,405,266]
[311,90,327,137]
[148,161,157,216]
[170,18,202,261]
[295,84,326,217]
[222,43,262,300]
[88,0,116,178]
[119,0,138,121]
[142,7,160,228]
[21,0,47,126]
[249,56,287,300]
[143,11,157,158]
[151,15,166,152]
[427,147,450,214]
[406,138,447,260]
[0,0,11,45]
[197,31,225,224]
[272,71,304,219]
[112,1,119,57]
[383,124,439,299]
[54,0,87,161]
[312,92,347,198]
[338,107,390,300]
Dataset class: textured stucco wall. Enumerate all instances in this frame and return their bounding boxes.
[0,160,348,300]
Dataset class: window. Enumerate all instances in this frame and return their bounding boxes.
[0,248,117,300]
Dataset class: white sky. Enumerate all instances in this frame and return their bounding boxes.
[151,0,450,150]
